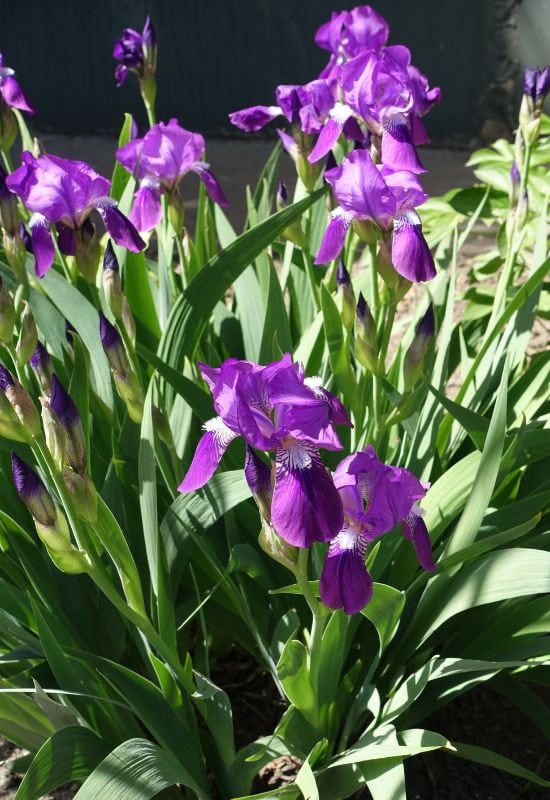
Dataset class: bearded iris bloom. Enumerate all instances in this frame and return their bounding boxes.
[6,153,145,277]
[320,446,435,614]
[113,15,156,88]
[116,119,228,232]
[179,355,352,548]
[316,148,435,282]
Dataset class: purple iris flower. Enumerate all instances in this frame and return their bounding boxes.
[320,446,435,615]
[113,15,156,87]
[229,80,335,135]
[179,355,352,548]
[315,5,390,82]
[116,119,228,231]
[309,45,440,172]
[5,153,145,277]
[0,52,34,113]
[315,149,435,282]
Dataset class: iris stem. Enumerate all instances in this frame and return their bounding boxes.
[295,548,327,693]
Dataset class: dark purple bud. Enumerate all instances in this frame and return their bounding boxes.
[11,451,57,526]
[0,362,15,391]
[511,161,520,186]
[99,313,121,351]
[244,446,273,523]
[276,179,288,209]
[524,66,550,103]
[355,293,378,372]
[103,240,119,272]
[142,15,156,47]
[356,291,367,322]
[50,374,87,474]
[416,304,435,339]
[337,258,351,288]
[29,341,53,393]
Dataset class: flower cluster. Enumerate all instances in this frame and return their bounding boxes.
[180,355,435,614]
[5,153,145,278]
[116,118,228,233]
[229,4,439,283]
[113,15,157,90]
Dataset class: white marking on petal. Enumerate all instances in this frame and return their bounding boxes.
[331,207,354,224]
[393,209,421,231]
[277,439,314,471]
[329,102,354,125]
[203,416,236,448]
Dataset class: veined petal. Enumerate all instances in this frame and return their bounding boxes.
[96,199,145,252]
[191,163,229,208]
[271,442,343,547]
[402,506,436,571]
[392,210,436,282]
[308,103,354,164]
[229,105,282,132]
[29,213,55,277]
[178,417,239,492]
[381,116,426,174]
[129,181,163,231]
[315,208,352,264]
[320,532,372,614]
[0,75,34,113]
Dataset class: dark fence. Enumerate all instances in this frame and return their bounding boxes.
[2,0,543,141]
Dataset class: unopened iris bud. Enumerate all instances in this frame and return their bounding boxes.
[74,218,100,283]
[40,396,66,469]
[121,298,136,349]
[403,305,435,390]
[259,522,298,572]
[102,241,123,319]
[29,341,53,393]
[11,452,56,526]
[353,218,380,246]
[0,277,15,343]
[0,164,19,236]
[376,239,411,301]
[245,446,273,524]
[3,230,27,279]
[63,468,97,524]
[276,179,288,211]
[355,293,378,373]
[0,363,41,437]
[509,161,521,207]
[168,186,185,235]
[524,66,550,110]
[100,314,144,423]
[50,375,87,474]
[337,258,355,331]
[15,301,38,365]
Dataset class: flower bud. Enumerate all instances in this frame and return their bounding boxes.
[100,314,144,423]
[0,363,41,437]
[2,230,27,279]
[336,258,355,332]
[63,467,97,524]
[259,522,298,572]
[29,342,53,394]
[355,293,378,373]
[403,305,435,390]
[523,66,550,111]
[244,446,273,524]
[11,452,56,526]
[15,301,38,366]
[0,102,17,151]
[353,218,380,246]
[74,219,100,283]
[509,160,521,208]
[0,277,15,343]
[152,405,175,449]
[376,239,411,301]
[40,396,66,469]
[168,187,185,235]
[0,164,19,236]
[102,241,123,319]
[50,375,87,474]
[277,179,307,248]
[121,297,136,349]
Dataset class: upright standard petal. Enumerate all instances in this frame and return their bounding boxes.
[320,532,372,614]
[29,214,55,277]
[178,417,238,493]
[315,208,352,264]
[392,210,436,282]
[96,200,145,252]
[271,442,343,547]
